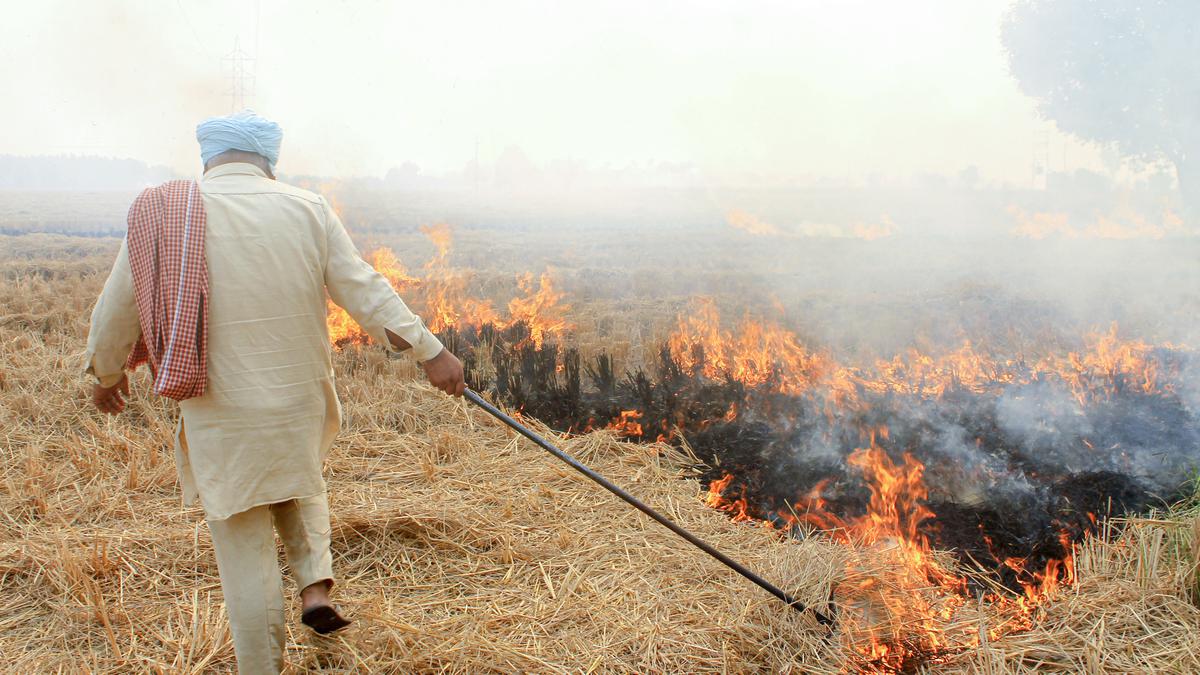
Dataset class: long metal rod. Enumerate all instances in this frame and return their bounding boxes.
[463,388,834,626]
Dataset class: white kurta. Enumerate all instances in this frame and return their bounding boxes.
[84,162,443,520]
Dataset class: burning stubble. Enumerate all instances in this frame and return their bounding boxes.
[322,222,1199,669]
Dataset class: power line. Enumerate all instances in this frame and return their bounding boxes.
[254,0,261,69]
[222,37,256,113]
[174,0,204,50]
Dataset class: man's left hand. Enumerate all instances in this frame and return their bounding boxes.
[92,374,130,415]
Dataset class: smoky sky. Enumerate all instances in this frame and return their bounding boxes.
[1,0,1109,182]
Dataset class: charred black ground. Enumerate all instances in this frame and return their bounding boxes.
[426,321,1198,597]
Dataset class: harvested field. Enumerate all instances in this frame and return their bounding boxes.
[3,234,1199,673]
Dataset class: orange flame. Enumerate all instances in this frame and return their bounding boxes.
[607,410,645,438]
[726,210,783,236]
[704,426,1084,665]
[727,210,897,239]
[327,247,421,345]
[667,301,1171,410]
[1039,323,1164,405]
[327,223,570,348]
[420,223,453,263]
[415,223,501,333]
[1008,205,1195,239]
[676,306,1161,659]
[667,298,830,395]
[704,473,754,523]
[507,272,571,349]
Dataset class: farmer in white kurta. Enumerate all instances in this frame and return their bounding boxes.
[84,111,465,673]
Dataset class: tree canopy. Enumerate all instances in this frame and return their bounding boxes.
[1002,0,1200,209]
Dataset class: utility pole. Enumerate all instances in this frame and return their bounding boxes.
[223,37,256,112]
[1032,130,1050,190]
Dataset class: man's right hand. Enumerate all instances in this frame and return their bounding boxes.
[422,348,466,397]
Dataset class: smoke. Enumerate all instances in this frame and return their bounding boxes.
[32,3,226,168]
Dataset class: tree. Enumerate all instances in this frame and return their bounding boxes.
[1002,1,1200,217]
[958,165,981,189]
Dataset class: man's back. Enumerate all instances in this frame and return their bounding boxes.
[172,161,444,519]
[198,162,332,415]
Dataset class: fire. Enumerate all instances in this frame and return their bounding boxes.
[507,272,571,349]
[666,298,829,395]
[727,210,783,236]
[796,432,969,661]
[420,222,453,262]
[727,210,898,239]
[1000,531,1077,606]
[326,247,421,345]
[845,432,935,551]
[704,473,754,523]
[1041,322,1165,405]
[850,215,897,241]
[675,305,1170,662]
[676,305,987,404]
[705,428,1081,667]
[416,223,501,333]
[422,275,501,334]
[607,410,645,439]
[1007,206,1073,240]
[667,300,1171,411]
[317,224,1174,665]
[325,223,570,347]
[326,300,362,346]
[1008,205,1196,239]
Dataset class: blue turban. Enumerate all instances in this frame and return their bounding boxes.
[196,110,283,171]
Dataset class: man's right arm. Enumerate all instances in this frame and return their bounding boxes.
[320,197,443,361]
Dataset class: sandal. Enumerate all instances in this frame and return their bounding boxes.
[301,604,352,634]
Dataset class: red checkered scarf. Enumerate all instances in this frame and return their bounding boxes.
[124,180,208,400]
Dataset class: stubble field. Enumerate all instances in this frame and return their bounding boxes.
[2,231,1199,673]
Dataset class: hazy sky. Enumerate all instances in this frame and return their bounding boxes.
[1,0,1103,183]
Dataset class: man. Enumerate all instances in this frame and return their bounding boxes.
[84,110,465,673]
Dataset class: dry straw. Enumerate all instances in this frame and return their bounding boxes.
[3,234,1198,673]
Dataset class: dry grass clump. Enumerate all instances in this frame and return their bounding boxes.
[3,235,1199,673]
[1191,514,1200,604]
[314,352,843,672]
[961,511,1200,673]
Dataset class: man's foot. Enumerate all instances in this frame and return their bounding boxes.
[299,580,351,634]
[300,580,333,612]
[301,604,352,635]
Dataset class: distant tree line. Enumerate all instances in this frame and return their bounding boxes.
[0,155,176,190]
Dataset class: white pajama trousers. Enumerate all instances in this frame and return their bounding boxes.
[207,494,334,674]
